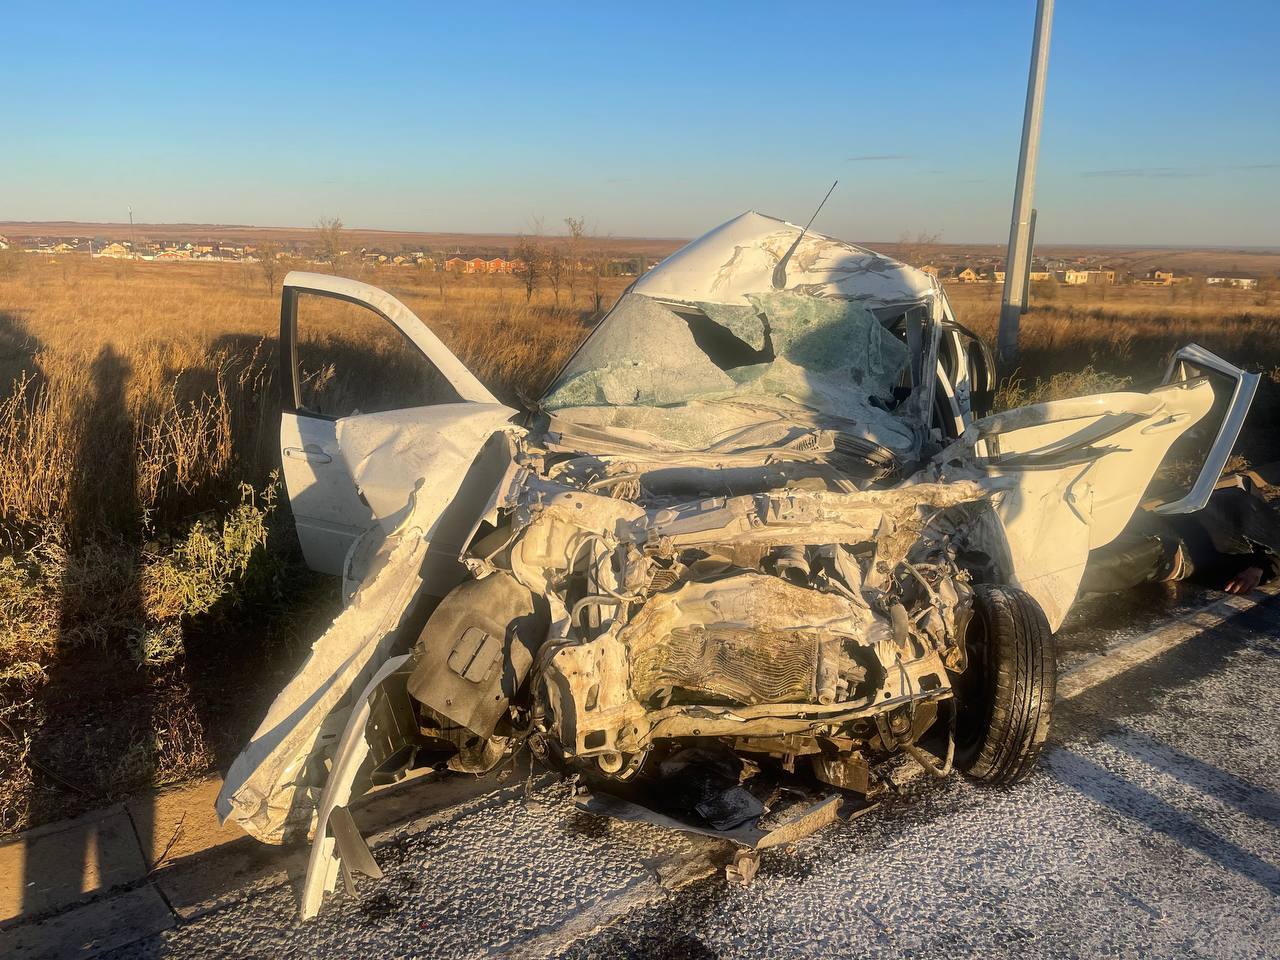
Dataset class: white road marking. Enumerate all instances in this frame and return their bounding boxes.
[1059,584,1280,701]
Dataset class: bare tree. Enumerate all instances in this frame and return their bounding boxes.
[514,236,543,301]
[564,216,586,306]
[895,230,942,269]
[1256,275,1277,308]
[1183,275,1203,306]
[545,242,566,307]
[1030,278,1057,303]
[0,244,23,279]
[256,239,282,291]
[435,258,449,301]
[314,216,346,274]
[588,239,612,319]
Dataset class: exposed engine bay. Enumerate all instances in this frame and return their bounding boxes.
[412,448,984,793]
[214,212,1258,918]
[486,471,974,752]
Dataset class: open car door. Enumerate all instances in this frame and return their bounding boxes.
[218,274,517,848]
[279,271,516,587]
[941,343,1257,630]
[1147,343,1261,515]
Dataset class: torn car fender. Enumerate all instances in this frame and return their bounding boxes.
[945,380,1215,629]
[300,653,411,921]
[215,506,431,844]
[218,421,520,844]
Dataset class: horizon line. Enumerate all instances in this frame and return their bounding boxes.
[1,219,1278,253]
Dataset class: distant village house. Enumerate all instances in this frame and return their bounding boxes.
[1206,272,1259,290]
[444,255,523,274]
[1064,268,1116,286]
[1136,268,1191,287]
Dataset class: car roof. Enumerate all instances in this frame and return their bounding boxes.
[631,211,936,313]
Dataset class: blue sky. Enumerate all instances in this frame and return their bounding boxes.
[2,2,1277,245]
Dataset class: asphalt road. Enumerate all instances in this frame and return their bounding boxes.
[110,584,1280,959]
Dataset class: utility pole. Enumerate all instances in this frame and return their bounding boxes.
[128,205,137,260]
[1020,208,1038,312]
[996,0,1054,370]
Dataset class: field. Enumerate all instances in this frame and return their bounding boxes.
[1,248,1278,836]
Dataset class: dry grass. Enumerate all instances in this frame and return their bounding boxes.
[0,253,627,833]
[1,253,1278,834]
[943,282,1280,415]
[0,256,619,533]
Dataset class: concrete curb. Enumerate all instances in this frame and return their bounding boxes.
[0,764,525,959]
[0,803,144,926]
[0,776,232,928]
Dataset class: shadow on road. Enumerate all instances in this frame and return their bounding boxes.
[1048,599,1280,897]
[1047,747,1279,894]
[1105,725,1280,824]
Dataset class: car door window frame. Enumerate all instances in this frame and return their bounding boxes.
[280,271,497,419]
[1152,344,1260,515]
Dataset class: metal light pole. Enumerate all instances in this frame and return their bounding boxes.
[1020,208,1038,312]
[996,0,1054,370]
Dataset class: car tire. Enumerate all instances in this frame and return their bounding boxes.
[952,585,1056,785]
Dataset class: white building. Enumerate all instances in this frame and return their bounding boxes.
[1206,273,1259,290]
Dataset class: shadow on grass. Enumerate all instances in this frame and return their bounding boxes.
[18,344,153,912]
[3,327,338,915]
[0,309,40,394]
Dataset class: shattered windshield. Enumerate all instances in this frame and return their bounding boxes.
[542,290,915,450]
[539,211,945,456]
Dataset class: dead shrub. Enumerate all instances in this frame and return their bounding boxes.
[996,365,1133,411]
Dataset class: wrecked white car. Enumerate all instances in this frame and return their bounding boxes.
[216,212,1257,918]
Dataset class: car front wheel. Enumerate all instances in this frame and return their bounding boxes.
[952,585,1056,785]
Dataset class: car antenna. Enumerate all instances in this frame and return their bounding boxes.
[772,179,838,290]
